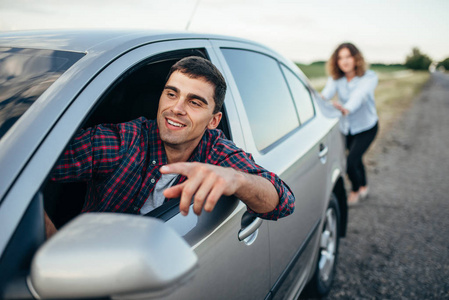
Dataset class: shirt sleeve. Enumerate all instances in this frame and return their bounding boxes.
[246,167,296,221]
[50,124,123,182]
[214,139,295,221]
[343,71,378,113]
[321,76,337,101]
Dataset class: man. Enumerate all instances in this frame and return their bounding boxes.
[50,56,295,225]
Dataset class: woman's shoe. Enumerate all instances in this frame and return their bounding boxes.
[359,186,369,200]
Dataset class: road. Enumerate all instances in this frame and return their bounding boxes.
[326,72,449,299]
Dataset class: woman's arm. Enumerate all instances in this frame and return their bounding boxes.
[320,76,337,101]
[343,71,378,114]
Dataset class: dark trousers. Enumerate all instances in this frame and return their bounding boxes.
[346,123,378,192]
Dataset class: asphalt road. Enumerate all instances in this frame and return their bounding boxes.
[325,72,449,299]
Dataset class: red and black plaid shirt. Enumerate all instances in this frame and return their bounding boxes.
[51,117,295,220]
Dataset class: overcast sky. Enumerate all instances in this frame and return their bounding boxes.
[0,0,448,64]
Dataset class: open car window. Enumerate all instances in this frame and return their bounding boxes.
[43,48,231,229]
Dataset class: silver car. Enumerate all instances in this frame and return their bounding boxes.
[0,30,347,300]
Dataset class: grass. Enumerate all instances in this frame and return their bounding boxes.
[371,64,407,73]
[373,71,429,138]
[296,62,408,79]
[296,62,326,79]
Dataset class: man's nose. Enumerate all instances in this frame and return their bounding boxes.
[171,98,187,115]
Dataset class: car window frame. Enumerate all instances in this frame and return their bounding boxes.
[279,62,317,126]
[219,47,302,153]
[211,40,304,155]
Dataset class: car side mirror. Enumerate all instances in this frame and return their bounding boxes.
[28,213,198,299]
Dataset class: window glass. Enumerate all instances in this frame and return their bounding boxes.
[221,48,299,151]
[281,65,315,124]
[0,48,85,140]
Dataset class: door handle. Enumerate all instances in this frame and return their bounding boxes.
[319,143,328,158]
[318,143,328,164]
[238,215,263,241]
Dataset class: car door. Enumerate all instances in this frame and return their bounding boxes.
[0,39,271,299]
[212,40,332,298]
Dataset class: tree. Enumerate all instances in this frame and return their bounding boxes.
[437,58,449,70]
[405,48,432,70]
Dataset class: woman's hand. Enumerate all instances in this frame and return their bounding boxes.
[333,102,350,116]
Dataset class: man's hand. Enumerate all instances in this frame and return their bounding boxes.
[44,211,57,239]
[160,162,279,216]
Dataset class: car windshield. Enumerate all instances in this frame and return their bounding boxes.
[0,47,85,140]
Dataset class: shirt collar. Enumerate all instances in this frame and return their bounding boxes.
[149,121,210,165]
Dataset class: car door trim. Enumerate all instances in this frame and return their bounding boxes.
[264,218,321,300]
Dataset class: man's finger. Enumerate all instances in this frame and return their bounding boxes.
[163,182,185,199]
[160,163,192,176]
[178,173,206,216]
[204,184,225,212]
[192,175,216,215]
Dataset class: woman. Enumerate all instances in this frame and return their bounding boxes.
[321,42,378,205]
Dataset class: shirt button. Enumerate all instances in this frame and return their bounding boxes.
[152,160,157,165]
[133,206,138,211]
[150,178,155,184]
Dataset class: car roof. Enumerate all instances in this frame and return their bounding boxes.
[0,29,263,54]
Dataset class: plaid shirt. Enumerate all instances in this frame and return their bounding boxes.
[51,117,295,220]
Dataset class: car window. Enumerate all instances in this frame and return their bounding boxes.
[281,65,315,124]
[221,48,299,151]
[44,48,233,228]
[0,48,85,140]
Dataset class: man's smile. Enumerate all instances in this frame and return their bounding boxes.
[166,118,186,128]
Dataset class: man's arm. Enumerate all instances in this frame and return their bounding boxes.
[160,162,280,217]
[44,211,57,239]
[50,123,126,182]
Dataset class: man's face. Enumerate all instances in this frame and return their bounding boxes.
[157,71,222,151]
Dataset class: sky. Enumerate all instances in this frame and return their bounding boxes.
[0,0,448,64]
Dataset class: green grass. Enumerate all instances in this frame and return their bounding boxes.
[296,62,326,79]
[375,71,429,115]
[369,70,429,155]
[296,62,408,80]
[371,64,407,73]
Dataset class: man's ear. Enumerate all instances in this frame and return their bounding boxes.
[207,112,222,130]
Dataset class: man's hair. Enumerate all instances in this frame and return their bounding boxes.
[166,56,227,114]
[327,42,367,80]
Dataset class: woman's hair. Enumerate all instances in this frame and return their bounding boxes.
[326,43,366,79]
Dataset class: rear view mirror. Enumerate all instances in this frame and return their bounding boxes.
[28,213,198,299]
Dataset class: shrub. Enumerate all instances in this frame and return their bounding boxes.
[437,58,449,70]
[405,48,432,70]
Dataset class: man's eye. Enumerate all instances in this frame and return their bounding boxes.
[190,100,201,107]
[167,92,176,98]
